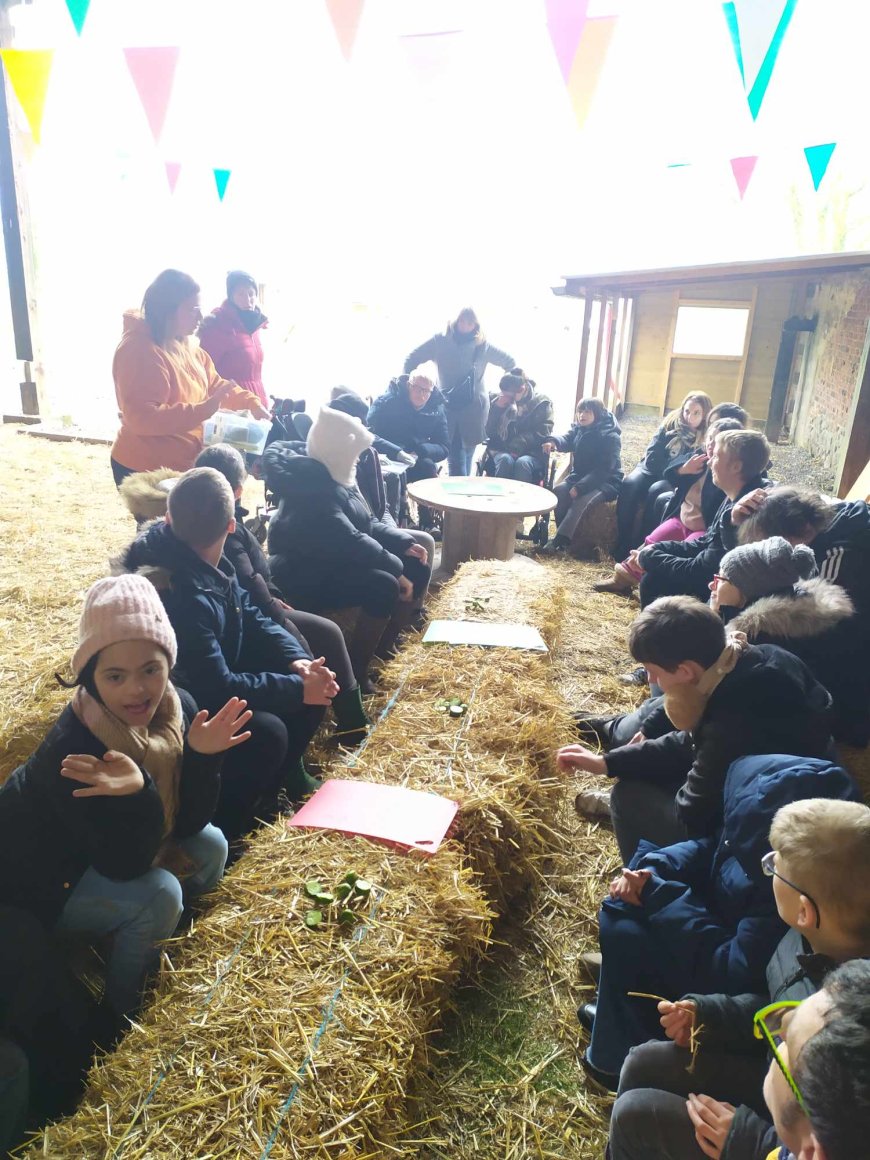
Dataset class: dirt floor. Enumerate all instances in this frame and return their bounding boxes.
[0,421,849,1158]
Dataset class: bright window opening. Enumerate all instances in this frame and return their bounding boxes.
[672,305,750,357]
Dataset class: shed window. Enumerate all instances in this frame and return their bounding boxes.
[672,305,750,357]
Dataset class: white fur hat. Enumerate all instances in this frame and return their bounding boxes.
[306,406,373,487]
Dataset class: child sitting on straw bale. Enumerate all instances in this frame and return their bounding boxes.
[557,597,834,862]
[0,574,245,1023]
[118,468,337,840]
[578,764,859,1091]
[607,799,870,1158]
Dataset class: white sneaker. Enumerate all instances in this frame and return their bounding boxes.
[574,788,612,821]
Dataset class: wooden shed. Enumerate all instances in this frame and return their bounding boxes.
[554,253,870,452]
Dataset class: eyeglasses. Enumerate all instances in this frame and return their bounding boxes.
[761,851,821,928]
[753,1000,808,1113]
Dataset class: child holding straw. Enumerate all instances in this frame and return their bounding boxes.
[0,574,250,1022]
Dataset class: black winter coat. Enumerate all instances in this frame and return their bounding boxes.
[263,443,415,603]
[727,579,870,747]
[367,378,449,463]
[552,411,623,497]
[0,697,221,923]
[224,502,287,623]
[684,929,848,1160]
[637,474,767,587]
[119,521,309,715]
[640,423,701,479]
[812,500,870,621]
[605,643,834,836]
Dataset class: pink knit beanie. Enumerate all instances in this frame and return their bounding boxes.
[72,574,177,676]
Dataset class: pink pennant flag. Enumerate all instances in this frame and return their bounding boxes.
[164,161,181,193]
[325,0,365,62]
[545,0,591,83]
[730,154,758,199]
[123,46,180,144]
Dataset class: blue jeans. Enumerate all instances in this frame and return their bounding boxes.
[492,452,544,483]
[448,427,475,475]
[55,825,228,1015]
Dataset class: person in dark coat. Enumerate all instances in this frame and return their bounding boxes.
[713,536,870,747]
[557,597,834,862]
[607,797,870,1159]
[367,371,449,482]
[735,487,870,625]
[614,392,713,558]
[119,469,336,837]
[264,407,432,689]
[0,575,242,1017]
[540,396,622,553]
[635,428,771,608]
[593,417,741,591]
[483,369,555,481]
[197,270,269,408]
[582,758,859,1085]
[404,307,514,475]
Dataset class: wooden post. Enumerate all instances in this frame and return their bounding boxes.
[574,293,594,408]
[0,5,44,414]
[590,296,609,401]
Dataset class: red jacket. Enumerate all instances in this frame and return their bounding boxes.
[198,301,267,407]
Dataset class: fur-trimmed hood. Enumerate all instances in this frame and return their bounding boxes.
[118,468,180,523]
[730,578,855,640]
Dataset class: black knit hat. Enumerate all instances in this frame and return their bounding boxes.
[226,270,257,298]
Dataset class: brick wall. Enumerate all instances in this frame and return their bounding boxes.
[795,274,870,476]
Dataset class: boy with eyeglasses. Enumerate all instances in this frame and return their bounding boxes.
[606,798,870,1160]
[760,959,870,1160]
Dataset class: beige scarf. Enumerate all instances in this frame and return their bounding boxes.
[71,684,185,837]
[663,632,748,732]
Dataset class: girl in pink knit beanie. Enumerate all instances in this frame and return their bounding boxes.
[0,574,252,1024]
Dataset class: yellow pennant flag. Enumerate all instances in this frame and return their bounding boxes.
[1,49,54,144]
[566,16,616,130]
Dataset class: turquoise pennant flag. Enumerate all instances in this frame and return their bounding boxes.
[213,168,231,201]
[804,143,836,191]
[723,0,798,120]
[65,0,91,35]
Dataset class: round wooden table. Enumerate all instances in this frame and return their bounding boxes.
[407,476,557,575]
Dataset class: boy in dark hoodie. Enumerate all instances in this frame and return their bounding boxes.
[120,468,337,840]
[540,395,622,553]
[558,596,834,862]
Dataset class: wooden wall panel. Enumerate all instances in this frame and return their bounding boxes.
[741,279,798,420]
[624,290,677,407]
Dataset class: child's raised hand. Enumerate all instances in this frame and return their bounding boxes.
[658,999,696,1047]
[61,751,144,797]
[678,453,707,475]
[555,744,607,775]
[187,698,253,755]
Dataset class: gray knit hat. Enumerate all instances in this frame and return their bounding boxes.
[719,536,817,601]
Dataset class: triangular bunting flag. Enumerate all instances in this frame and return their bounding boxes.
[566,16,617,130]
[804,143,836,191]
[123,46,180,144]
[325,0,365,62]
[213,168,231,201]
[545,0,591,84]
[0,49,54,144]
[722,0,798,120]
[730,155,758,199]
[64,0,91,36]
[164,161,181,193]
[398,30,464,87]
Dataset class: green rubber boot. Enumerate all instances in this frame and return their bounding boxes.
[282,758,322,802]
[331,684,372,747]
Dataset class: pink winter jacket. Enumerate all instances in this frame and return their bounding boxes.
[198,301,268,407]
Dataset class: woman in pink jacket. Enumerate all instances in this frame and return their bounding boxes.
[198,271,269,408]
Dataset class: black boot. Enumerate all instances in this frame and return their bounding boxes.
[375,601,418,659]
[348,612,390,692]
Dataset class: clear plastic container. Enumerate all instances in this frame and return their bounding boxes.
[202,410,271,455]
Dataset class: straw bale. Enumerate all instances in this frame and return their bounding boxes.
[27,556,575,1157]
[568,499,617,561]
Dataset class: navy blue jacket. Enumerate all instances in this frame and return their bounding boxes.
[120,521,309,715]
[551,410,623,497]
[0,694,222,923]
[263,443,415,604]
[367,377,449,463]
[613,753,858,996]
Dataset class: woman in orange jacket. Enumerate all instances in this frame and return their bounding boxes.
[110,270,270,486]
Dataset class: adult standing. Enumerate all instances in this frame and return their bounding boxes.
[403,307,514,475]
[197,270,269,409]
[110,269,269,487]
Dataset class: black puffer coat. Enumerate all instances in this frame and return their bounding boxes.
[263,443,415,603]
[551,410,622,497]
[367,377,449,463]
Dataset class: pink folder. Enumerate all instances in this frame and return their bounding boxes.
[287,779,459,854]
